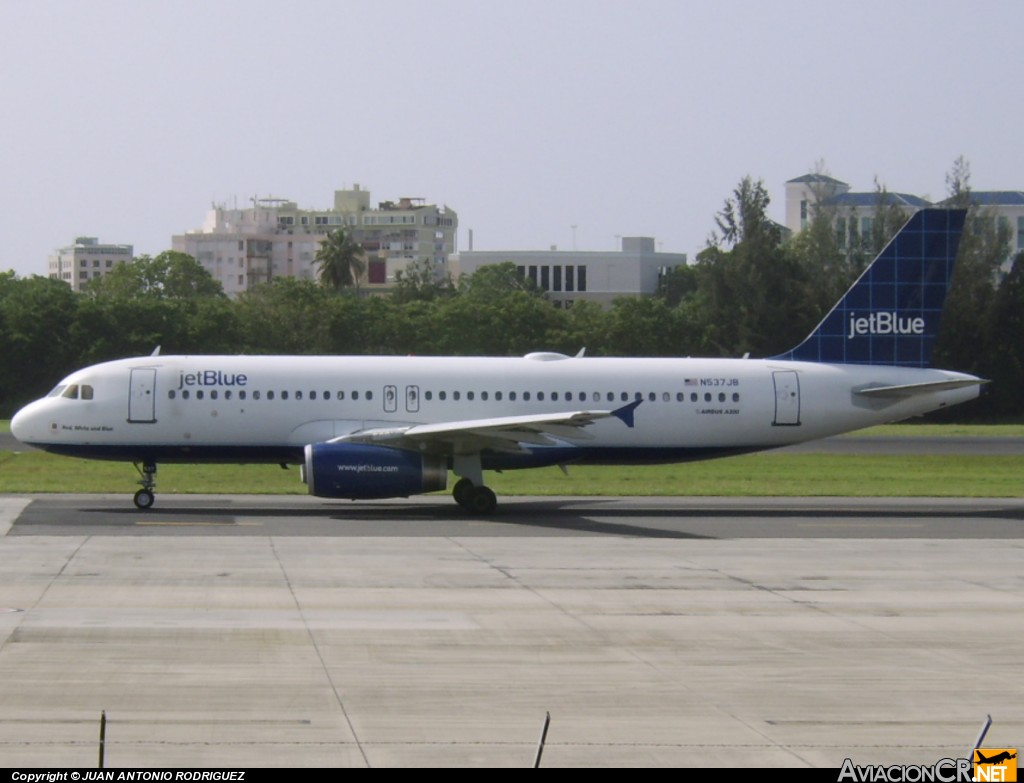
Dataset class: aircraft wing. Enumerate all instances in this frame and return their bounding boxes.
[333,401,640,455]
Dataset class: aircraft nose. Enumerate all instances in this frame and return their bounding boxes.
[10,402,41,444]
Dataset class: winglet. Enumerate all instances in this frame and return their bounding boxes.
[611,399,642,428]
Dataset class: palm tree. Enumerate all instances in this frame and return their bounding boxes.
[314,229,366,291]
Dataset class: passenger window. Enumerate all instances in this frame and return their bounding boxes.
[352,391,359,401]
[704,393,712,402]
[467,391,474,401]
[267,391,275,400]
[509,392,516,401]
[620,392,628,402]
[337,391,345,400]
[453,391,461,401]
[691,392,698,402]
[225,390,232,400]
[182,390,190,400]
[197,390,204,400]
[551,392,559,401]
[733,393,740,402]
[239,390,246,400]
[495,391,503,401]
[425,391,433,401]
[168,390,176,400]
[310,391,316,400]
[481,391,488,401]
[281,391,289,400]
[366,391,373,401]
[439,391,447,401]
[210,390,218,400]
[648,392,656,402]
[635,392,642,401]
[718,392,726,402]
[676,392,684,402]
[295,391,303,400]
[323,391,329,400]
[253,390,261,400]
[523,392,531,401]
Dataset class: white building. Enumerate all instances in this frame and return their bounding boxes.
[451,237,687,307]
[172,185,457,296]
[784,174,929,252]
[785,174,1024,268]
[48,237,134,292]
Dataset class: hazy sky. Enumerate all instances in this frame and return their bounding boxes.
[2,0,1021,276]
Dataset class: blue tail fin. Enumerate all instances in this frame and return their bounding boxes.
[771,208,967,367]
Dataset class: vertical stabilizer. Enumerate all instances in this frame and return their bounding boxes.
[772,208,967,367]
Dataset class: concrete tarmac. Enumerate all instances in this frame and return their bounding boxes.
[0,494,1021,768]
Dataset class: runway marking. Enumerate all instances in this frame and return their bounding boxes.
[135,520,236,527]
[797,522,925,528]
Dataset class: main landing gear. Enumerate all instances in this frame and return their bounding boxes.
[133,461,157,510]
[452,477,497,515]
[451,454,497,515]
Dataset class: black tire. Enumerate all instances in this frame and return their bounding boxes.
[133,489,155,510]
[452,478,474,508]
[465,486,497,515]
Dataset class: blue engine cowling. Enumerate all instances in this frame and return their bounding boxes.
[302,442,447,499]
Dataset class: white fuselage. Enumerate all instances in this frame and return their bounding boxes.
[11,353,981,466]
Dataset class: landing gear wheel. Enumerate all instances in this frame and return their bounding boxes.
[452,478,474,508]
[464,485,497,515]
[133,460,157,510]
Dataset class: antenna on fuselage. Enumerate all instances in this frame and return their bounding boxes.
[150,346,161,356]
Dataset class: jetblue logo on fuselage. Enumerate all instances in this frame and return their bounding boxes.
[176,370,248,389]
[847,312,925,340]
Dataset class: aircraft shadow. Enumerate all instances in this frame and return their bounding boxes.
[17,496,1024,540]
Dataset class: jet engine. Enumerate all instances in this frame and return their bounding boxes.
[302,442,447,499]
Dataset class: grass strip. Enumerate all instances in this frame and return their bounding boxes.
[1,451,1021,497]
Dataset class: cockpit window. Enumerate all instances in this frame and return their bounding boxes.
[58,383,94,400]
[47,385,67,398]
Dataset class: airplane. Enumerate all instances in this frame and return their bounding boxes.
[11,208,983,514]
[976,751,1016,765]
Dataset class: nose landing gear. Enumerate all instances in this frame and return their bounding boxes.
[133,461,157,509]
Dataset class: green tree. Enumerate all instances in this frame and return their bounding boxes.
[933,157,1009,377]
[0,275,82,413]
[433,263,561,355]
[235,278,335,354]
[85,251,223,300]
[693,177,812,357]
[979,252,1024,416]
[76,251,231,358]
[391,258,455,304]
[654,264,699,308]
[315,229,365,291]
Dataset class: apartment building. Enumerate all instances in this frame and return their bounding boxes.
[172,185,457,295]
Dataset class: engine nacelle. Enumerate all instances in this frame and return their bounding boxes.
[303,442,447,499]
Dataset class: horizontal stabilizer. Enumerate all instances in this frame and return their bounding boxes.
[854,378,987,398]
